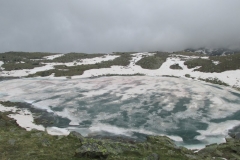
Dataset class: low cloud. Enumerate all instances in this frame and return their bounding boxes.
[0,0,240,53]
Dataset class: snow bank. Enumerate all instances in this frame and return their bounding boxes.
[43,54,119,67]
[0,61,4,67]
[71,54,240,88]
[0,104,45,131]
[43,54,65,60]
[0,64,55,77]
[1,52,240,89]
[46,126,70,135]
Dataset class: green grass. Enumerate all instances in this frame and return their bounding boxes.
[184,74,195,79]
[198,77,229,86]
[136,52,169,69]
[28,53,133,77]
[0,112,81,160]
[0,52,58,62]
[46,53,105,63]
[1,101,239,159]
[2,51,240,81]
[2,62,44,71]
[0,110,193,160]
[0,52,106,71]
[0,52,57,71]
[184,53,240,73]
[170,64,183,70]
[172,51,202,56]
[184,58,214,70]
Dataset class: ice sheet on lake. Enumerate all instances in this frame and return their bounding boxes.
[0,76,240,149]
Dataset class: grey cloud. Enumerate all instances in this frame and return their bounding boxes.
[0,0,240,53]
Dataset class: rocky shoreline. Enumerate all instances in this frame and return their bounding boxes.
[1,106,240,159]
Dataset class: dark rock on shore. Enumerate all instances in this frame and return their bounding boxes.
[74,134,197,160]
[197,137,240,160]
[69,131,85,143]
[1,107,240,160]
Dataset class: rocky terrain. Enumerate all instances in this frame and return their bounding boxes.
[0,50,240,90]
[1,107,240,160]
[184,48,240,56]
[0,50,240,159]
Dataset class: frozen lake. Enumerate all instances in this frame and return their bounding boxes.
[0,76,240,149]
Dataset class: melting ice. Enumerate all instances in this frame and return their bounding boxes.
[0,76,240,149]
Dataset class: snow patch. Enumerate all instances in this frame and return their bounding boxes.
[1,53,240,89]
[43,55,119,67]
[46,126,70,135]
[195,50,207,55]
[44,54,64,60]
[212,60,220,65]
[0,104,45,131]
[0,61,3,67]
[0,64,55,77]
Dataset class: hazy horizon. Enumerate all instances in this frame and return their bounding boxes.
[1,0,240,53]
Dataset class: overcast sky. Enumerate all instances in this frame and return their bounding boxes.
[0,0,240,53]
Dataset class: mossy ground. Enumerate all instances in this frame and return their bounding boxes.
[27,52,133,77]
[184,53,240,73]
[0,112,81,160]
[46,53,105,63]
[0,102,240,160]
[1,52,240,159]
[0,52,106,72]
[198,77,229,86]
[170,64,183,70]
[2,52,240,78]
[0,52,57,71]
[136,52,169,69]
[0,109,196,160]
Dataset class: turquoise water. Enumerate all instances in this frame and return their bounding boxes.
[0,76,240,149]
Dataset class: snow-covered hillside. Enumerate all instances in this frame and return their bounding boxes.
[1,52,240,90]
[185,48,239,56]
[1,52,240,150]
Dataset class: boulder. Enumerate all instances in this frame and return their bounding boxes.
[146,136,176,147]
[235,132,240,139]
[146,153,159,160]
[69,131,84,143]
[75,143,109,159]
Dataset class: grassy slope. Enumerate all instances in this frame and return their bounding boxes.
[0,52,105,71]
[0,101,197,160]
[45,53,105,63]
[28,53,133,77]
[0,52,55,71]
[184,53,240,73]
[1,101,240,160]
[170,64,183,70]
[0,112,81,160]
[0,110,195,160]
[1,51,240,74]
[136,52,169,69]
[0,52,56,71]
[1,52,240,89]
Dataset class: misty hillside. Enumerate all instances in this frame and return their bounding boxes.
[184,48,240,56]
[1,50,240,159]
[0,50,240,91]
[1,1,240,159]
